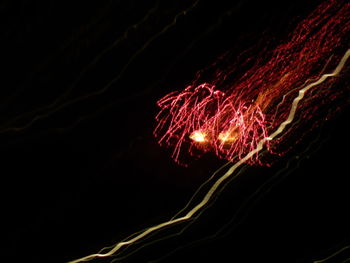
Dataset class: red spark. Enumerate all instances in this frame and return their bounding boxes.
[154,0,350,166]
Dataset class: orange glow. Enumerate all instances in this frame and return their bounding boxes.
[218,130,237,143]
[189,131,207,142]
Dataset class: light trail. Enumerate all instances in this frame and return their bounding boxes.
[313,244,350,263]
[0,0,200,134]
[68,49,350,263]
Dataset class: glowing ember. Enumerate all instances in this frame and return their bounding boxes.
[218,130,238,143]
[189,130,208,143]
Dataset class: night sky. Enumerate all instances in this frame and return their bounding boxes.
[2,1,350,263]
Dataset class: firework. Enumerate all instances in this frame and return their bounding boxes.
[154,0,350,165]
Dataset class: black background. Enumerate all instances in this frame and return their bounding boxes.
[1,0,349,262]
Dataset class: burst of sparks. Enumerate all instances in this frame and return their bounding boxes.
[154,0,350,166]
[69,48,350,263]
[69,0,350,262]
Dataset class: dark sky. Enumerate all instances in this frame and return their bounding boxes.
[1,0,349,263]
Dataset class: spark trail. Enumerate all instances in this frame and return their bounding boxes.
[69,48,350,263]
[154,0,350,165]
[69,0,350,262]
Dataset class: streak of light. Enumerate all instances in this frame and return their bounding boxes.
[68,48,350,263]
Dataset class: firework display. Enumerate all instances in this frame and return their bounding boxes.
[154,0,350,165]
